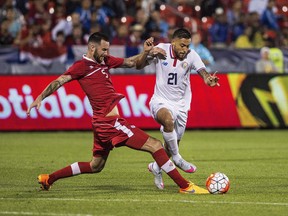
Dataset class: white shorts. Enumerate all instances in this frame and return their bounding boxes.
[149,97,188,140]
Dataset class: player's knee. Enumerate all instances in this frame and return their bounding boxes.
[90,159,106,173]
[141,137,163,153]
[163,119,174,132]
[153,138,163,150]
[90,163,105,173]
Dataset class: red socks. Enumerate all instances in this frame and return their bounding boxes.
[48,162,92,185]
[47,151,189,189]
[152,149,189,189]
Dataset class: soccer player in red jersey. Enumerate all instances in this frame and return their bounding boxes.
[26,32,208,194]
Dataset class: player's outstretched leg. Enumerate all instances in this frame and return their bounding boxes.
[148,162,164,189]
[37,160,102,190]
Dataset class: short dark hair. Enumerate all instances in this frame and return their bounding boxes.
[172,28,191,39]
[88,32,109,44]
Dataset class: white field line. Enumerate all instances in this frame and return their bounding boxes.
[0,197,288,207]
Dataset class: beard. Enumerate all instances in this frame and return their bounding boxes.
[94,52,104,63]
[176,50,190,60]
[172,45,187,60]
[176,52,185,60]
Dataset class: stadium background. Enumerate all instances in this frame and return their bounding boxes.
[0,0,287,130]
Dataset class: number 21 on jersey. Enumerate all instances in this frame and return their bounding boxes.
[168,73,177,85]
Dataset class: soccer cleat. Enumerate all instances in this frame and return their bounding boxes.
[148,162,164,190]
[179,182,209,194]
[174,158,197,173]
[38,174,51,190]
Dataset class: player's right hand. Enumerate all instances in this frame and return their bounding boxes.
[144,37,154,54]
[205,71,220,87]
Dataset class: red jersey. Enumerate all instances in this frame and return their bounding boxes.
[64,55,124,116]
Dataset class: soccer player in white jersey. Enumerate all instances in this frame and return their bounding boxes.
[136,28,219,189]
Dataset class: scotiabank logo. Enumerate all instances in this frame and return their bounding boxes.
[0,84,151,120]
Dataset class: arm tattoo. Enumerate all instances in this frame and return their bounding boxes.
[197,68,209,79]
[41,76,68,100]
[124,54,142,68]
[128,54,141,62]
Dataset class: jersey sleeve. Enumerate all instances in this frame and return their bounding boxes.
[106,55,124,69]
[63,61,86,79]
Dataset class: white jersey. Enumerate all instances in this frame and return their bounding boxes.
[149,43,206,111]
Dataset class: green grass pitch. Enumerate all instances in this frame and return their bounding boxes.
[0,130,287,216]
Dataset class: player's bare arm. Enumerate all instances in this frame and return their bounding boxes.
[121,37,154,68]
[135,38,167,69]
[135,37,154,69]
[122,54,143,68]
[26,75,72,116]
[198,69,220,87]
[136,47,167,69]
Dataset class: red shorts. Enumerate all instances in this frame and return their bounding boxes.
[91,115,149,157]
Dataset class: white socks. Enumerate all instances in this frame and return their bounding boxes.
[152,130,183,173]
[162,130,182,162]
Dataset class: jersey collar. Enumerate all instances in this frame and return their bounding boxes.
[169,45,176,59]
[83,54,105,65]
[83,54,95,62]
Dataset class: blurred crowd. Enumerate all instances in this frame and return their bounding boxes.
[0,0,287,66]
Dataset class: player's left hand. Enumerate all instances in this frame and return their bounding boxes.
[205,71,220,87]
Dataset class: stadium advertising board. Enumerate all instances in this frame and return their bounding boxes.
[227,74,288,128]
[0,74,287,131]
